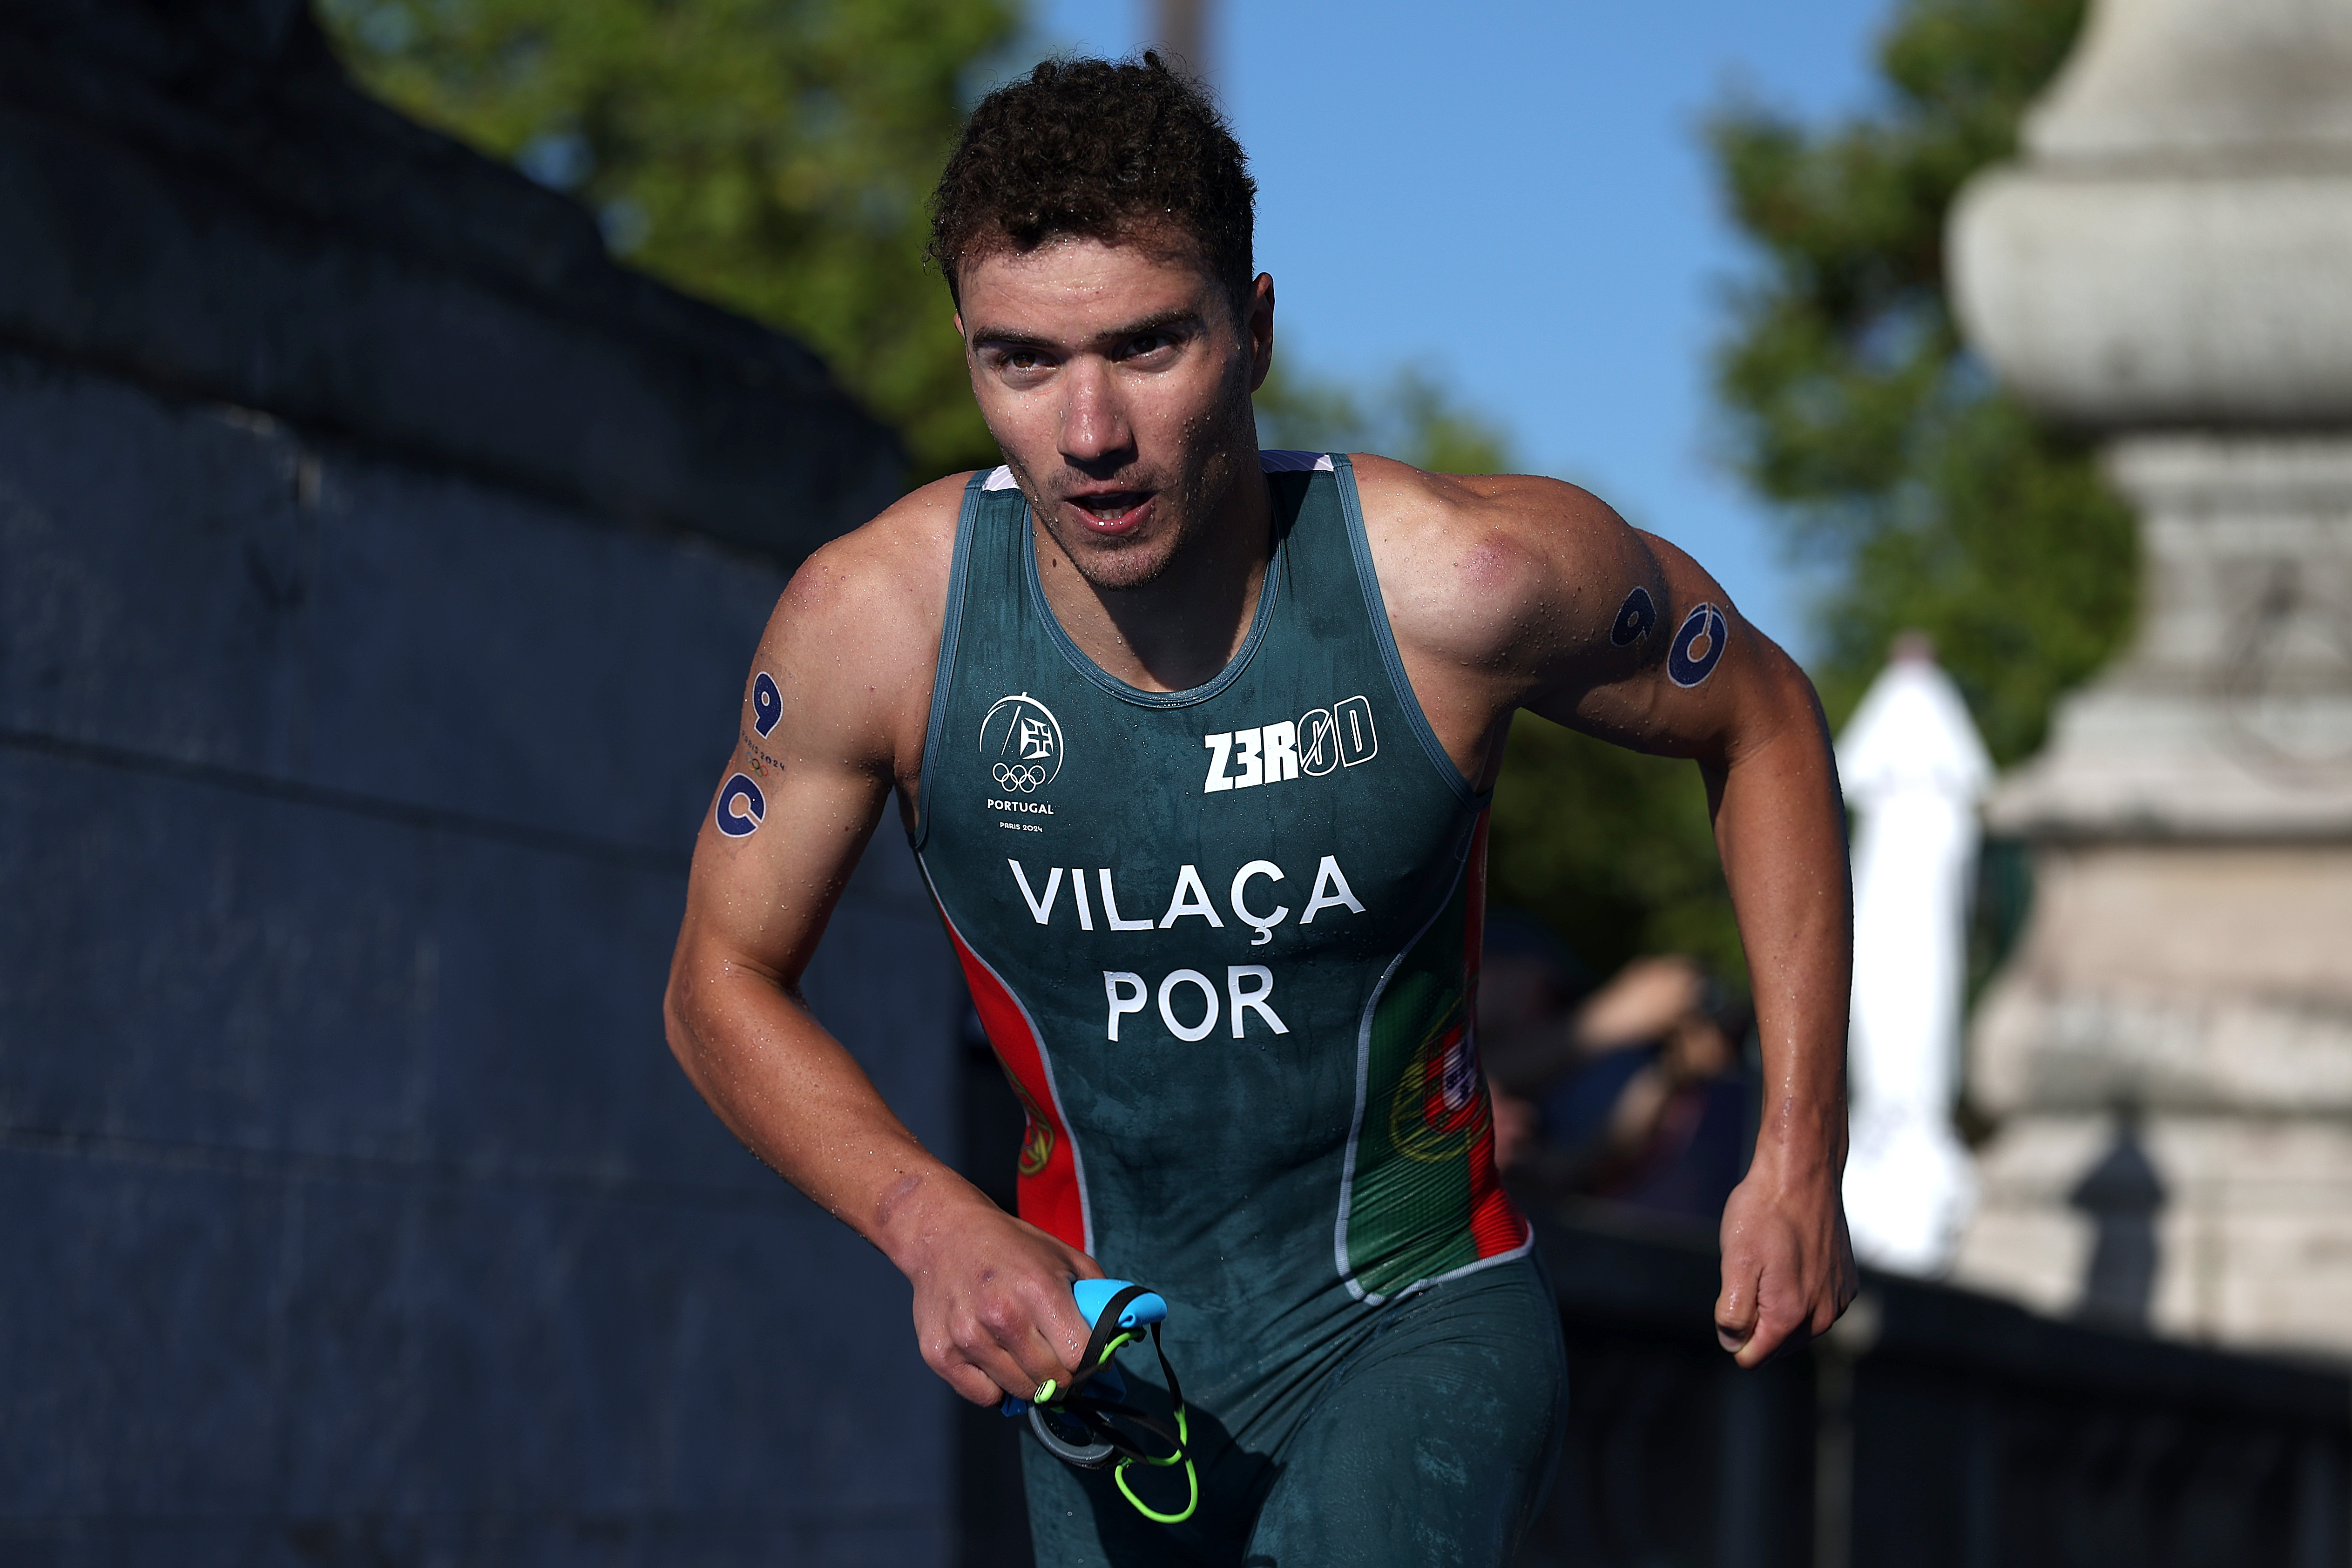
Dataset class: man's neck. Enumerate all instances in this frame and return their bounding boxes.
[1028,460,1274,694]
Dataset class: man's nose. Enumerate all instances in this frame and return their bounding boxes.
[1058,360,1134,467]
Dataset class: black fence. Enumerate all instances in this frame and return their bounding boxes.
[1521,1210,2352,1568]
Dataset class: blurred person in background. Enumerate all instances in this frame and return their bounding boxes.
[664,52,1854,1567]
[1492,953,1757,1228]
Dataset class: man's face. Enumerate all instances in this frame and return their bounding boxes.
[956,234,1273,593]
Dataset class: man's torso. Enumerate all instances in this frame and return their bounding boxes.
[912,453,1531,1370]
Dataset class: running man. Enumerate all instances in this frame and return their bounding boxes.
[666,54,1854,1566]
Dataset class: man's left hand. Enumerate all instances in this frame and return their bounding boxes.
[1713,1156,1856,1368]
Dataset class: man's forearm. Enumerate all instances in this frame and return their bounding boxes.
[663,950,986,1267]
[1701,651,1857,1363]
[1707,663,1851,1167]
[666,935,1101,1404]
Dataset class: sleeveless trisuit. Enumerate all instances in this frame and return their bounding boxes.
[913,453,1566,1565]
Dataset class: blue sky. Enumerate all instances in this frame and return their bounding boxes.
[1025,0,1894,656]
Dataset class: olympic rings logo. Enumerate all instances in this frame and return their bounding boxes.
[980,693,1067,793]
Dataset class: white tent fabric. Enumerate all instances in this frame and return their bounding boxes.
[1837,652,1992,1276]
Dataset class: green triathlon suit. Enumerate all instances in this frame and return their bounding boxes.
[913,453,1566,1565]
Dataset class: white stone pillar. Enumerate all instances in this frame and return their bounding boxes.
[1945,0,2352,1351]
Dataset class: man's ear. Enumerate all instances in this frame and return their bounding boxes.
[1246,273,1275,393]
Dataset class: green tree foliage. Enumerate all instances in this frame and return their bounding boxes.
[1710,0,2136,765]
[1253,364,1512,478]
[1489,721,1744,987]
[319,0,1018,479]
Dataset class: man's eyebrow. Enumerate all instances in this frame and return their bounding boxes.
[966,324,1056,351]
[968,307,1205,352]
[1102,306,1202,340]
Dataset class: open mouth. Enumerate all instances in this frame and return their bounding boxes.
[1063,491,1153,533]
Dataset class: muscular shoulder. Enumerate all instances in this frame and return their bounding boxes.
[1347,453,1662,691]
[757,471,971,769]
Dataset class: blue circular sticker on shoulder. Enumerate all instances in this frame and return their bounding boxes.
[716,772,766,837]
[751,671,784,737]
[1610,586,1658,648]
[1667,603,1730,688]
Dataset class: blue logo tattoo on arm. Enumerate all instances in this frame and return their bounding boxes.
[1610,586,1658,647]
[716,772,766,836]
[751,671,783,737]
[1667,603,1730,688]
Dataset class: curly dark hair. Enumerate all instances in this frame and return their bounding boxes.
[928,52,1257,314]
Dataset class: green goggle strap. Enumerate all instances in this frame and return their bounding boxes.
[1111,1323,1198,1525]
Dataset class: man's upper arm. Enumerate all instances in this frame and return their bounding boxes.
[675,483,961,987]
[1505,494,1799,767]
[1352,453,1805,770]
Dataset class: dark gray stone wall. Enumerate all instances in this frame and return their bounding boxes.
[0,0,903,557]
[0,2,964,1560]
[0,350,961,1564]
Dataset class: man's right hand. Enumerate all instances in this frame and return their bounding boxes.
[889,1181,1105,1406]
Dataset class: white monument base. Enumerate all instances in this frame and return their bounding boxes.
[1958,1109,2352,1352]
[1954,437,2352,1353]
